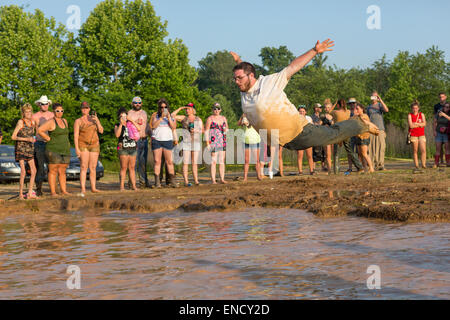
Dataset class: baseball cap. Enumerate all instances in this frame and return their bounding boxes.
[298,104,307,110]
[132,96,142,103]
[186,102,195,109]
[314,103,322,109]
[80,101,90,108]
[348,98,357,103]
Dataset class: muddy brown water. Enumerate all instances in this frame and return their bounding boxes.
[0,208,448,299]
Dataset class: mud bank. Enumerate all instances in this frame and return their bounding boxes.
[1,167,449,222]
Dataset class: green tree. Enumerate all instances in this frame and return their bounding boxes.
[0,5,75,142]
[384,51,418,127]
[196,50,241,115]
[259,46,295,74]
[76,0,200,159]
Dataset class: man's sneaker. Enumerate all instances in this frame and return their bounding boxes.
[269,171,274,179]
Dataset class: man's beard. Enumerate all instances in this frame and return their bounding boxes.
[133,106,141,111]
[240,81,252,93]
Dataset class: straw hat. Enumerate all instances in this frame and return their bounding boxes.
[35,95,52,106]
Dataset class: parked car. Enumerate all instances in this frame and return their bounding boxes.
[0,145,23,183]
[0,145,104,183]
[66,148,104,181]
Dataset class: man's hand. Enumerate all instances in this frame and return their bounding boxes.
[230,51,242,64]
[314,39,335,54]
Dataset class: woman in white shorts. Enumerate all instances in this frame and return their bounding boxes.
[172,103,204,186]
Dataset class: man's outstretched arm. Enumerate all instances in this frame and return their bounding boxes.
[286,39,334,80]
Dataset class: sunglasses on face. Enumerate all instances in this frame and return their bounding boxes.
[41,103,49,106]
[55,110,64,113]
[133,102,142,105]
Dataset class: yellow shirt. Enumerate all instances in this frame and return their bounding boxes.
[240,67,309,145]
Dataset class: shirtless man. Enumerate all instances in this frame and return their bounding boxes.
[230,39,379,151]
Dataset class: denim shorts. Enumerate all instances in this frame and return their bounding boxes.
[435,132,448,143]
[152,139,174,150]
[355,137,370,146]
[118,147,137,157]
[245,143,260,149]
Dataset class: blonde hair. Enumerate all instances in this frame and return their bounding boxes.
[21,103,33,118]
[324,98,332,105]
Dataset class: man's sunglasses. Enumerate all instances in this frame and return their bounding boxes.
[41,103,49,106]
[133,102,142,105]
[55,110,64,113]
[213,108,221,111]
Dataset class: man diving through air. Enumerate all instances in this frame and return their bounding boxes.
[230,39,379,150]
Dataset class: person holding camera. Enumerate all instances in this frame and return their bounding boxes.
[367,91,389,171]
[172,103,204,186]
[433,102,450,167]
[128,97,149,188]
[151,98,178,188]
[115,108,140,191]
[74,102,104,195]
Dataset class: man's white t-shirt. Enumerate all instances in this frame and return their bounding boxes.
[305,115,313,124]
[240,67,309,145]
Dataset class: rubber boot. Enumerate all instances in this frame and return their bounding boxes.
[434,155,440,168]
[36,181,43,197]
[446,154,450,167]
[153,174,161,188]
[168,174,178,188]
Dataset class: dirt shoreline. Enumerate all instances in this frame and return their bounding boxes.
[1,163,449,222]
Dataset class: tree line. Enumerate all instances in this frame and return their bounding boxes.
[1,0,449,160]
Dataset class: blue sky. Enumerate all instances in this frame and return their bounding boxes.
[2,0,449,69]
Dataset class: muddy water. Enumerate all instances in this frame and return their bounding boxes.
[0,208,448,300]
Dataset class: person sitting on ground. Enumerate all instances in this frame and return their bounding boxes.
[115,107,140,191]
[330,99,364,175]
[408,101,427,170]
[11,103,37,199]
[297,106,315,175]
[229,39,379,158]
[37,103,71,197]
[352,103,375,173]
[433,102,450,167]
[238,113,262,182]
[172,103,204,186]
